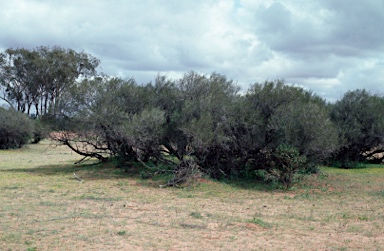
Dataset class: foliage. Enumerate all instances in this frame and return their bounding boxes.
[264,144,307,189]
[243,81,338,180]
[48,73,349,187]
[61,76,336,187]
[30,118,49,144]
[269,101,338,163]
[330,89,384,166]
[4,46,380,186]
[0,46,99,117]
[0,107,35,149]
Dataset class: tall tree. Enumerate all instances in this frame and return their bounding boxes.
[0,46,99,116]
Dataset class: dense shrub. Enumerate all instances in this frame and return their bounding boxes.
[0,107,35,149]
[51,74,341,188]
[330,89,384,166]
[48,72,384,187]
[30,118,49,144]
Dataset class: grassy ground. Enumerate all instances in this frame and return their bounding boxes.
[0,140,383,251]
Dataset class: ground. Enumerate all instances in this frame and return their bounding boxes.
[0,140,383,251]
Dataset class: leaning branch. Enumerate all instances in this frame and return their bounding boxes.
[0,96,16,110]
[60,139,109,163]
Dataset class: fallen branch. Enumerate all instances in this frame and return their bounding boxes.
[73,173,84,183]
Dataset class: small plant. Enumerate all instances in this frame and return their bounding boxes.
[358,215,369,221]
[117,230,126,236]
[266,144,307,189]
[247,218,273,229]
[190,211,203,219]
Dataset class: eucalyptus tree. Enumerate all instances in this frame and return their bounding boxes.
[0,46,99,116]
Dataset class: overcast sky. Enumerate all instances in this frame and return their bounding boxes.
[1,0,383,101]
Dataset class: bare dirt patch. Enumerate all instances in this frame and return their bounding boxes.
[1,141,384,250]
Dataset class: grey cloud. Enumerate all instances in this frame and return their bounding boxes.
[0,0,383,101]
[323,0,384,51]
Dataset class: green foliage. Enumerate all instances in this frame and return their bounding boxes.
[0,46,99,117]
[190,211,203,219]
[30,117,49,144]
[269,101,338,162]
[330,89,384,165]
[0,107,35,149]
[44,68,382,187]
[265,144,308,189]
[247,218,274,228]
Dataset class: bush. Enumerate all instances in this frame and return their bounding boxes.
[31,118,49,144]
[264,144,307,189]
[330,89,384,164]
[0,107,35,149]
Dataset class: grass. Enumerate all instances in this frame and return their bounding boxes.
[0,140,384,250]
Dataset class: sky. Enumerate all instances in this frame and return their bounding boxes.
[0,0,383,102]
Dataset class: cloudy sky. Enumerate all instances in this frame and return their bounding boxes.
[1,0,383,101]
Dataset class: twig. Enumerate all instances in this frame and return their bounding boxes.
[73,173,84,183]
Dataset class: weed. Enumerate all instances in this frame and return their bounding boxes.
[1,185,20,190]
[179,223,207,229]
[39,201,58,206]
[190,211,203,219]
[246,218,273,229]
[358,215,369,221]
[73,194,121,201]
[341,212,351,219]
[117,230,127,236]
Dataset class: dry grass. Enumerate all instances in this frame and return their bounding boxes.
[1,140,384,251]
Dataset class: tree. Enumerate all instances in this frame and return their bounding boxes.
[244,80,338,174]
[0,46,99,116]
[330,89,384,166]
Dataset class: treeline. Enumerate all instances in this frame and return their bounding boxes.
[0,46,99,116]
[1,47,384,188]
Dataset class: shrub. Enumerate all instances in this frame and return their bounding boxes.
[330,89,384,164]
[0,107,35,149]
[264,144,307,189]
[30,118,49,144]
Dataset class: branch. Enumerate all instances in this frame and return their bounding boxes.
[73,173,84,183]
[364,148,384,158]
[59,138,109,163]
[0,96,16,110]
